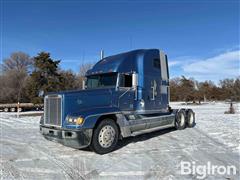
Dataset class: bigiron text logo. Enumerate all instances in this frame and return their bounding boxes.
[180,161,237,179]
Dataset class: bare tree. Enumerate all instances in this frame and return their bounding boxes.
[178,76,196,102]
[76,63,94,89]
[170,77,181,101]
[0,69,29,103]
[0,52,32,103]
[0,65,3,75]
[233,77,240,101]
[79,63,93,76]
[219,78,235,100]
[2,52,33,72]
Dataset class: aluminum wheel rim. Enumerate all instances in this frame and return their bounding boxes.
[180,113,185,126]
[98,125,116,148]
[189,113,194,124]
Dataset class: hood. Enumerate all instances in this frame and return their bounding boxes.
[61,88,114,119]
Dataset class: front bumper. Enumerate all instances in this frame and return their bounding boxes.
[40,125,93,149]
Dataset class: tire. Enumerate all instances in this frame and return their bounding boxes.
[10,107,16,112]
[186,109,195,128]
[4,108,9,112]
[90,119,119,154]
[175,109,186,130]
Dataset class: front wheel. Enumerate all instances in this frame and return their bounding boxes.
[90,119,119,154]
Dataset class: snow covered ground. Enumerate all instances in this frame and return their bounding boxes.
[0,102,239,180]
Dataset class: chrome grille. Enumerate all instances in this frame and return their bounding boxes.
[44,95,62,126]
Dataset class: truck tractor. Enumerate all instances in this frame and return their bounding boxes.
[40,49,195,154]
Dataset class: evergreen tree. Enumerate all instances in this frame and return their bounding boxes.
[26,52,61,103]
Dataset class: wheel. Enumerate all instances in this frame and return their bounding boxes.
[10,107,16,112]
[18,108,22,112]
[175,109,186,130]
[90,119,119,154]
[186,109,195,128]
[4,108,9,112]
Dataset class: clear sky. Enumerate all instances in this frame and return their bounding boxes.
[1,0,239,83]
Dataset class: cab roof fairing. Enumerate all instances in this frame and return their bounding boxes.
[85,49,160,76]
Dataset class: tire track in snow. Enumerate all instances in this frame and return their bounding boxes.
[26,143,86,180]
[1,160,25,180]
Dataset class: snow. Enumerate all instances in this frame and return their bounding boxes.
[0,102,239,179]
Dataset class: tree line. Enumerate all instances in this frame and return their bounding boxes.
[170,76,240,102]
[0,52,92,104]
[0,51,239,104]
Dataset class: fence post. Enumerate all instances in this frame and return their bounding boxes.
[17,102,20,118]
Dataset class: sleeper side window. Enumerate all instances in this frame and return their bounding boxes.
[153,58,160,69]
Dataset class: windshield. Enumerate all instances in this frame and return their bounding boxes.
[86,73,117,89]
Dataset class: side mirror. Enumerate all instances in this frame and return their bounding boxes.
[132,72,138,90]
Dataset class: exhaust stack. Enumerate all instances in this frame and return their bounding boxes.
[100,50,104,59]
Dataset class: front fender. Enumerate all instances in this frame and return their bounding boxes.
[66,107,120,129]
[65,106,132,138]
[83,109,132,138]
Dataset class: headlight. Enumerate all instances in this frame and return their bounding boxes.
[68,118,73,123]
[66,116,84,125]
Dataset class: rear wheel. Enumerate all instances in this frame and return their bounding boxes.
[90,119,119,154]
[186,109,195,128]
[175,109,186,130]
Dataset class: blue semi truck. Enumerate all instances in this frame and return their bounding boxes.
[40,49,195,154]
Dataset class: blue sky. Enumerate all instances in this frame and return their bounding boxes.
[1,0,239,82]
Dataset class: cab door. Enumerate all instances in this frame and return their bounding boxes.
[118,89,135,111]
[117,73,135,111]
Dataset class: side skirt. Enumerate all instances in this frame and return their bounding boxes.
[131,124,174,136]
[119,113,175,138]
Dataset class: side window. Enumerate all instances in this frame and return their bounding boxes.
[153,58,160,69]
[119,74,132,88]
[165,55,170,79]
[160,52,169,81]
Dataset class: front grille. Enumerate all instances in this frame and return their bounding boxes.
[44,95,62,126]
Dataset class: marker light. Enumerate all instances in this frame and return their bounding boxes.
[76,117,84,125]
